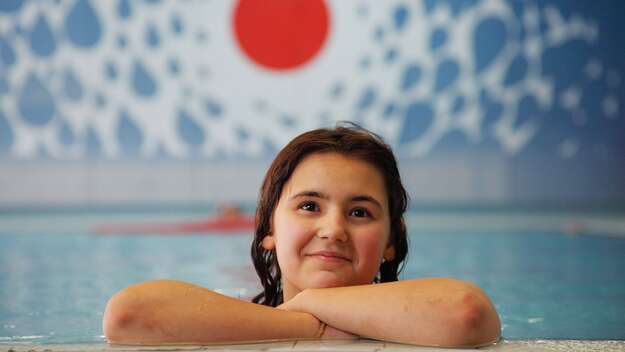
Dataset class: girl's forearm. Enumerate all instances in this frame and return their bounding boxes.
[285,278,501,347]
[103,279,321,345]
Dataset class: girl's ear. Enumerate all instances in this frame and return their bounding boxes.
[261,235,275,250]
[383,245,395,262]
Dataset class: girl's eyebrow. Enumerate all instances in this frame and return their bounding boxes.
[289,191,383,210]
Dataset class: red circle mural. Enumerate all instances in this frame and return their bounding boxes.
[233,0,330,71]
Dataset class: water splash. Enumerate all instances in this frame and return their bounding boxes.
[29,14,56,57]
[117,110,143,155]
[131,60,157,97]
[177,109,204,146]
[65,0,102,48]
[18,74,56,125]
[63,68,83,101]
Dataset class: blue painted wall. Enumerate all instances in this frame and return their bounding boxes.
[0,0,623,204]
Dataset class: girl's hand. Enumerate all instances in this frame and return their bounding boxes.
[277,299,357,340]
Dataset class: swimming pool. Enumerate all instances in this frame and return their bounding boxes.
[1,207,624,345]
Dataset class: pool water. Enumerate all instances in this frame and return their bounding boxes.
[1,209,624,344]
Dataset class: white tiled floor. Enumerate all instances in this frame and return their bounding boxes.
[2,339,625,352]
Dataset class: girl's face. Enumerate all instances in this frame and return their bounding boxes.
[262,152,395,301]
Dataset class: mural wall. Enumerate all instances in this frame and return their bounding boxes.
[0,0,623,205]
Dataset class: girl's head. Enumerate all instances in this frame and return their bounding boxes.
[251,123,409,306]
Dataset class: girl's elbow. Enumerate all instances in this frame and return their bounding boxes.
[454,288,501,347]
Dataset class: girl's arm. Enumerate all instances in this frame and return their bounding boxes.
[280,278,501,348]
[103,279,324,345]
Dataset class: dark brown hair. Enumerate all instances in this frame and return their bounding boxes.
[251,123,409,306]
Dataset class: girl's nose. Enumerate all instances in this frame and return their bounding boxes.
[317,210,348,242]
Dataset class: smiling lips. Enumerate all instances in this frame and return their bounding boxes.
[307,250,351,262]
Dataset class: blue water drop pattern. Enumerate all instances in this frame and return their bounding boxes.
[474,18,507,74]
[400,64,422,92]
[236,127,249,141]
[503,54,528,86]
[330,82,344,99]
[63,68,83,101]
[95,93,107,108]
[356,87,376,110]
[434,59,460,92]
[105,62,117,80]
[168,57,180,75]
[399,102,434,144]
[393,5,409,32]
[116,34,127,49]
[515,95,540,129]
[131,60,157,97]
[0,77,9,95]
[1,35,17,67]
[452,96,466,114]
[117,0,131,19]
[0,0,24,13]
[117,110,144,155]
[383,102,397,118]
[0,110,14,154]
[177,109,205,146]
[59,120,75,146]
[145,23,160,48]
[29,15,56,57]
[18,74,56,125]
[430,28,447,51]
[204,98,223,117]
[384,48,398,64]
[65,0,102,48]
[171,14,184,35]
[85,128,101,157]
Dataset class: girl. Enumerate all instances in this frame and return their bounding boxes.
[103,124,501,347]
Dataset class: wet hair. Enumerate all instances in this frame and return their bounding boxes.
[251,122,409,306]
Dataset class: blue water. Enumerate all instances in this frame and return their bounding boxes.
[1,210,624,344]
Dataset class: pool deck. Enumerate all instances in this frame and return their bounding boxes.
[2,339,625,352]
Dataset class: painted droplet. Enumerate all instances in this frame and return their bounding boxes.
[0,35,16,67]
[356,87,376,110]
[434,59,460,92]
[117,0,131,19]
[503,54,528,86]
[0,0,24,13]
[95,93,107,107]
[168,57,180,75]
[236,127,249,141]
[105,62,117,80]
[171,14,184,35]
[65,0,102,48]
[85,127,101,157]
[393,5,409,31]
[117,110,144,155]
[29,14,56,57]
[204,98,223,117]
[515,95,539,129]
[0,77,8,95]
[383,102,396,118]
[18,74,56,125]
[330,81,343,99]
[399,102,433,144]
[59,120,75,146]
[63,68,83,101]
[0,110,14,153]
[400,64,421,92]
[131,60,157,97]
[385,48,398,63]
[452,96,465,114]
[145,23,160,48]
[373,26,384,42]
[177,109,205,146]
[430,28,447,51]
[116,34,127,48]
[473,18,506,74]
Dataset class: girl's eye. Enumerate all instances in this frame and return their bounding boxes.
[350,208,370,218]
[299,202,319,212]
